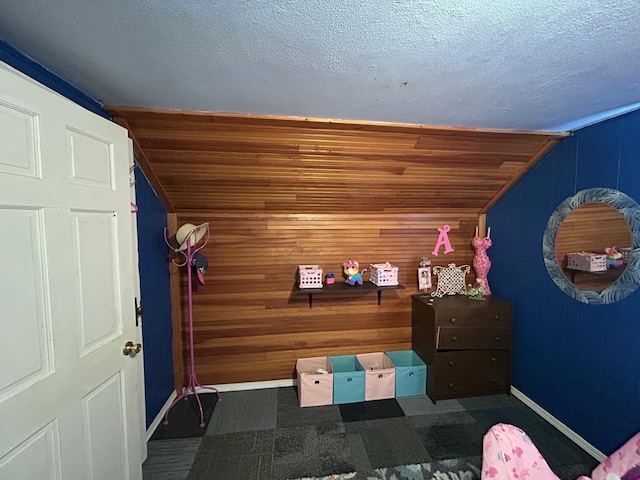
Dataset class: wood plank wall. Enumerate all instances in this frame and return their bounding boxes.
[554,202,633,291]
[108,108,567,388]
[171,210,482,385]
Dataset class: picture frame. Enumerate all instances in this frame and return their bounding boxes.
[432,263,470,297]
[418,266,432,291]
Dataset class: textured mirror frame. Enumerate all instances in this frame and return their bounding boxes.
[543,188,640,304]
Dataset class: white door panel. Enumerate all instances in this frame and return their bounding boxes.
[0,207,52,400]
[0,62,143,479]
[0,422,61,479]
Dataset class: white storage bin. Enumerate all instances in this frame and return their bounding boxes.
[566,252,607,272]
[369,263,399,286]
[298,265,323,289]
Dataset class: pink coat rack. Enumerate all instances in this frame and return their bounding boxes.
[162,223,220,427]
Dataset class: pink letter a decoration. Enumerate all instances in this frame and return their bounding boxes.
[432,224,455,256]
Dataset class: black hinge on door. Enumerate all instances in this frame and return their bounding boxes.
[134,297,144,326]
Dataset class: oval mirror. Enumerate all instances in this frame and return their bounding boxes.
[555,202,632,291]
[543,188,640,304]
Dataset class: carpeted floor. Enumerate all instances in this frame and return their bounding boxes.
[150,393,218,441]
[289,457,483,480]
[142,388,599,480]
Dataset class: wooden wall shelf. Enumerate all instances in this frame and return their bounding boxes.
[293,281,406,308]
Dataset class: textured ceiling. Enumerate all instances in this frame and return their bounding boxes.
[1,0,640,131]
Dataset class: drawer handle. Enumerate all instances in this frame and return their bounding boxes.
[448,360,455,366]
[490,378,496,384]
[449,317,457,324]
[451,336,457,342]
[409,371,414,376]
[494,314,500,320]
[378,373,383,379]
[491,356,497,362]
[347,377,352,382]
[448,382,454,388]
[495,336,501,342]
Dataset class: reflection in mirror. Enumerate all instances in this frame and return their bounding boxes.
[543,187,640,304]
[554,202,633,291]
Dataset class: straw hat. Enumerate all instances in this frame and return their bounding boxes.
[175,222,209,251]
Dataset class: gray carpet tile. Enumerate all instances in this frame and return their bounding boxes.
[339,398,405,422]
[276,386,342,428]
[345,416,432,469]
[415,420,488,460]
[143,437,203,480]
[407,410,477,429]
[272,424,369,479]
[151,393,218,440]
[457,393,524,410]
[271,455,324,480]
[466,405,543,433]
[144,388,600,480]
[206,388,278,435]
[555,462,600,480]
[189,452,271,480]
[396,395,465,416]
[188,430,275,480]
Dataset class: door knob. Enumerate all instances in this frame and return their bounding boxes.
[123,341,142,357]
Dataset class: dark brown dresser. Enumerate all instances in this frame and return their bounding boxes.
[411,294,513,403]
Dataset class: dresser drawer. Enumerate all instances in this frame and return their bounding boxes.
[412,294,513,403]
[435,305,512,328]
[433,351,510,398]
[436,327,511,350]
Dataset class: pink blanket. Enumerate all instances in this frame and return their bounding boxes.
[481,423,640,480]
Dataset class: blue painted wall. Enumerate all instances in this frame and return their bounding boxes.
[488,109,640,455]
[0,38,108,119]
[134,166,174,427]
[0,39,174,429]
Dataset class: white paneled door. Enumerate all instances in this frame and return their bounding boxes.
[0,62,144,479]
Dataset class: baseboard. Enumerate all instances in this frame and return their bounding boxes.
[197,378,296,392]
[510,386,606,461]
[146,390,178,442]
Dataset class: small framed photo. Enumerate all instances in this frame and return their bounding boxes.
[418,266,432,291]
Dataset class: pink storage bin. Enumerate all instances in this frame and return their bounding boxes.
[356,352,396,401]
[296,357,334,407]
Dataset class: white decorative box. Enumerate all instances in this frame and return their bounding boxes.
[566,252,607,272]
[298,265,323,289]
[369,263,399,286]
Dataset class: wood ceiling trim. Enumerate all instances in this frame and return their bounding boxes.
[479,136,568,214]
[107,106,568,136]
[107,107,570,215]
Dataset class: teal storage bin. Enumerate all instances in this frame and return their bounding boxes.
[385,350,427,397]
[328,355,365,404]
